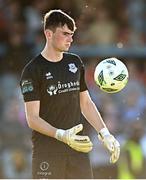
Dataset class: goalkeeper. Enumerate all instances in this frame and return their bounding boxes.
[20,9,120,179]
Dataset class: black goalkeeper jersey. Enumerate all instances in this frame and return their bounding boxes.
[20,52,88,155]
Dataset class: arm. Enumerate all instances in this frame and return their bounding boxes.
[80,90,106,132]
[80,90,120,163]
[25,100,92,153]
[25,101,57,138]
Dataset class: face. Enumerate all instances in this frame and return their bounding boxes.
[50,24,74,52]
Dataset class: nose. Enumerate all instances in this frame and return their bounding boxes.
[70,36,73,42]
[68,35,73,43]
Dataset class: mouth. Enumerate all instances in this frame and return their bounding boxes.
[66,44,71,47]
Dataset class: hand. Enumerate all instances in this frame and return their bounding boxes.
[55,124,93,153]
[98,128,120,163]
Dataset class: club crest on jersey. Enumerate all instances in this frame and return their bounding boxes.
[68,63,78,73]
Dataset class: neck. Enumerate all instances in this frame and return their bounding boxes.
[41,43,63,62]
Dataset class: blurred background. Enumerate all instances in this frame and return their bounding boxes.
[0,0,146,178]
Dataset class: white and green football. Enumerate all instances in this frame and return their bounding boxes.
[94,57,129,93]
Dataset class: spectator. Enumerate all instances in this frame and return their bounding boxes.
[117,120,146,179]
[86,7,118,45]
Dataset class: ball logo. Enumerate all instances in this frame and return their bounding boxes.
[40,162,49,171]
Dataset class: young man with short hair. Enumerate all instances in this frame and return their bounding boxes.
[20,9,120,179]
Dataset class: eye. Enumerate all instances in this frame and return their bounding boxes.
[63,32,69,35]
[63,32,74,36]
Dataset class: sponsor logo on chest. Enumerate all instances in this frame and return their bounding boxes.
[47,81,80,96]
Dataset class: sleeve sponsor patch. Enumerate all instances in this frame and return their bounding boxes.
[21,79,34,94]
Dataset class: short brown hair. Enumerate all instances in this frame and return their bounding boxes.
[43,9,76,31]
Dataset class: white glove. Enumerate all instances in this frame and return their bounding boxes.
[98,128,120,163]
[55,124,93,153]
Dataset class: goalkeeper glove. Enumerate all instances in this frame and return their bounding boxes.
[98,128,120,163]
[55,124,93,153]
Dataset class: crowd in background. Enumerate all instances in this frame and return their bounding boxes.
[0,0,146,178]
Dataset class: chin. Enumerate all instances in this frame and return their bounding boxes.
[64,49,69,52]
[58,46,70,52]
[62,48,69,52]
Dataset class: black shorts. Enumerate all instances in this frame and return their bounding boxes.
[32,153,93,179]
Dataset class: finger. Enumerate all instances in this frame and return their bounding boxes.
[70,135,93,148]
[110,154,115,163]
[71,124,83,135]
[110,150,119,163]
[72,136,93,147]
[110,151,117,163]
[73,140,93,148]
[114,146,120,161]
[110,146,120,163]
[113,141,120,159]
[70,144,93,153]
[110,153,118,163]
[104,141,114,153]
[73,135,93,145]
[74,135,90,142]
[104,135,115,152]
[115,145,120,159]
[107,138,120,153]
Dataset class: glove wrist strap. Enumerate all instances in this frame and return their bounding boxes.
[55,129,65,142]
[98,127,110,139]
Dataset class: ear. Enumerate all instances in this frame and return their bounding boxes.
[44,29,53,39]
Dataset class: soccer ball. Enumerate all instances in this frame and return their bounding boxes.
[94,57,129,93]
